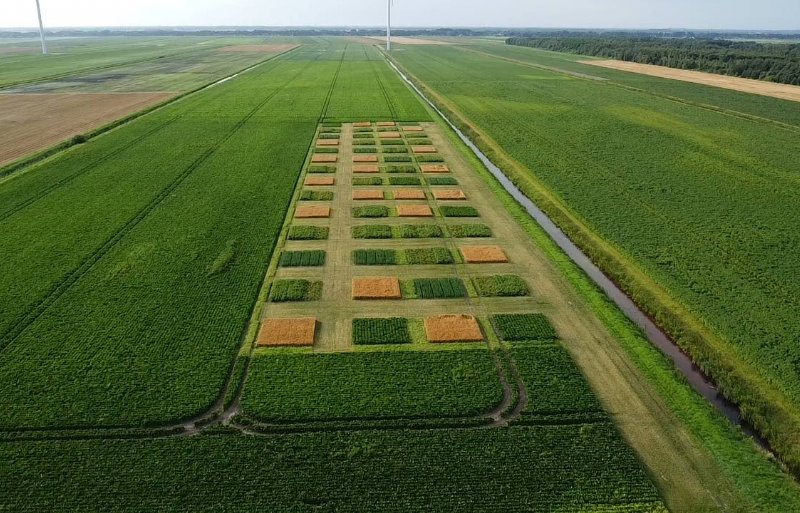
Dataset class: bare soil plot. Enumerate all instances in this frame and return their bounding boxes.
[354,122,372,127]
[581,59,800,103]
[316,139,339,146]
[461,246,509,263]
[304,176,335,186]
[352,277,402,299]
[412,146,437,154]
[433,189,466,200]
[402,126,425,132]
[353,164,380,173]
[311,155,337,163]
[377,122,396,127]
[393,189,427,200]
[257,318,317,347]
[0,92,174,166]
[219,44,299,53]
[295,206,331,219]
[353,189,384,200]
[421,164,450,173]
[397,205,434,217]
[424,315,483,343]
[379,132,402,139]
[353,155,378,163]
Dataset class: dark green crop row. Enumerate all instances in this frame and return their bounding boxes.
[352,247,454,265]
[473,275,530,297]
[491,313,557,341]
[300,190,333,201]
[412,278,467,299]
[280,250,326,267]
[441,206,479,217]
[352,224,443,239]
[352,318,412,345]
[353,206,390,218]
[287,226,329,241]
[271,279,323,302]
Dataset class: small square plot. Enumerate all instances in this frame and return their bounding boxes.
[353,155,379,163]
[379,132,402,139]
[433,189,466,200]
[353,189,384,200]
[257,318,316,347]
[354,122,372,127]
[352,277,402,299]
[393,189,426,200]
[353,165,380,173]
[412,146,437,154]
[397,205,434,217]
[295,206,331,219]
[460,246,508,263]
[305,176,335,186]
[402,126,424,132]
[424,315,483,343]
[377,122,396,127]
[316,139,339,146]
[312,155,338,163]
[421,164,449,173]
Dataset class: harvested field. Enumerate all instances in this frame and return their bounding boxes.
[352,277,402,299]
[421,164,450,173]
[354,122,372,127]
[257,318,316,347]
[412,146,437,154]
[379,132,402,139]
[353,155,378,162]
[433,189,466,200]
[393,189,427,200]
[402,126,425,132]
[461,246,509,263]
[377,122,396,127]
[219,44,298,53]
[316,139,339,146]
[304,176,335,186]
[424,314,483,343]
[397,205,434,217]
[352,189,384,200]
[0,92,174,166]
[581,59,800,102]
[353,164,380,173]
[311,155,337,163]
[295,206,331,219]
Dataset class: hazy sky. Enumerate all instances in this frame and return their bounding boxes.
[3,0,798,30]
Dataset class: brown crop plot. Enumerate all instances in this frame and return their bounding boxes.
[412,146,438,154]
[352,277,402,299]
[316,139,339,146]
[353,189,384,200]
[257,318,317,347]
[0,92,175,167]
[295,206,331,219]
[393,189,427,200]
[424,315,484,343]
[304,176,335,186]
[311,155,338,163]
[402,126,425,132]
[421,164,450,173]
[354,122,372,127]
[461,246,509,263]
[397,205,434,217]
[433,189,466,200]
[353,164,380,173]
[377,122,396,127]
[379,132,402,139]
[353,155,378,163]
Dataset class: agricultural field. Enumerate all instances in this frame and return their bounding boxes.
[2,35,800,513]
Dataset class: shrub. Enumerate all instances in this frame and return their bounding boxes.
[70,134,88,145]
[384,156,413,163]
[472,275,530,297]
[413,278,467,299]
[353,249,397,265]
[416,155,445,162]
[389,176,421,186]
[271,280,323,302]
[396,224,443,238]
[354,147,378,153]
[300,190,333,201]
[352,225,393,239]
[279,250,326,267]
[352,318,411,345]
[383,165,416,173]
[287,226,329,241]
[491,313,557,341]
[307,165,336,174]
[353,177,383,186]
[353,206,390,218]
[405,247,454,265]
[427,176,458,186]
[441,206,479,218]
[448,224,492,237]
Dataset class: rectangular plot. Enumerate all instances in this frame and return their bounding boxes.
[257,318,316,347]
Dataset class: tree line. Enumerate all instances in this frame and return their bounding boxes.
[506,36,800,86]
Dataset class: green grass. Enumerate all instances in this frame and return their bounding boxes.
[352,318,412,345]
[287,225,329,241]
[473,275,530,297]
[447,223,492,237]
[352,205,390,218]
[404,247,454,265]
[490,314,557,341]
[353,249,397,265]
[353,177,384,186]
[270,279,323,302]
[412,278,467,299]
[388,176,421,186]
[441,206,479,217]
[279,250,326,267]
[427,176,458,186]
[299,190,333,201]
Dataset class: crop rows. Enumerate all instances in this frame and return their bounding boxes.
[352,318,412,345]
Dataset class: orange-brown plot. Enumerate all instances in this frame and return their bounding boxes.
[352,277,402,299]
[393,189,427,200]
[402,126,424,132]
[257,318,317,347]
[353,155,379,163]
[353,189,384,200]
[461,246,508,263]
[353,165,380,173]
[412,146,437,154]
[377,121,396,127]
[354,122,372,127]
[424,314,483,343]
[316,139,339,146]
[397,205,434,217]
[295,206,331,219]
[421,164,450,173]
[433,189,466,200]
[379,132,402,139]
[312,155,337,163]
[304,176,335,186]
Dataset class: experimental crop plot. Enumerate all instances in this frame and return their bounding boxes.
[352,318,412,345]
[352,189,384,200]
[352,277,402,299]
[425,315,483,343]
[491,313,558,341]
[353,164,380,173]
[295,206,331,218]
[305,176,335,186]
[397,205,434,217]
[421,164,450,173]
[257,318,317,347]
[433,189,466,200]
[461,246,508,263]
[393,189,427,200]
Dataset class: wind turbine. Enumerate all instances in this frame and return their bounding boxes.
[386,0,393,51]
[35,0,48,55]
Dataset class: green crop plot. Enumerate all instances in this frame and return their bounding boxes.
[300,190,334,201]
[383,165,417,173]
[354,147,378,153]
[352,318,412,345]
[384,155,413,162]
[395,224,443,238]
[307,165,336,173]
[404,247,454,265]
[447,223,492,237]
[388,176,421,186]
[473,275,530,297]
[353,249,397,265]
[382,147,409,153]
[491,313,558,341]
[280,250,326,267]
[427,176,458,186]
[287,226,329,241]
[413,278,467,299]
[352,225,393,239]
[270,279,323,302]
[352,177,384,186]
[352,205,390,218]
[441,206,479,217]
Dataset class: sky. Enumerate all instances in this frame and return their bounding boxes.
[3,0,799,31]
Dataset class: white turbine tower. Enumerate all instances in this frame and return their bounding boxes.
[386,0,392,51]
[35,0,48,55]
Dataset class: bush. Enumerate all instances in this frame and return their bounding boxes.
[271,280,323,302]
[405,247,454,265]
[300,190,333,201]
[353,177,383,186]
[307,165,336,174]
[448,224,492,237]
[352,225,393,239]
[413,278,467,299]
[427,176,458,186]
[353,206,390,218]
[353,249,398,265]
[383,165,416,173]
[441,206,479,218]
[352,318,411,345]
[389,176,421,186]
[287,226,329,241]
[384,156,413,163]
[491,313,557,341]
[473,275,530,297]
[70,134,88,145]
[279,250,326,267]
[396,224,443,238]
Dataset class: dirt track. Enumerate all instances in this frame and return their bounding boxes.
[0,92,174,167]
[581,59,800,102]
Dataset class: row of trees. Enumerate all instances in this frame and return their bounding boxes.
[507,36,800,86]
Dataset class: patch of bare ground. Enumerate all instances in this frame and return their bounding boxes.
[461,246,508,263]
[353,164,379,173]
[353,155,378,162]
[412,145,437,154]
[581,59,800,102]
[317,139,339,146]
[433,189,466,200]
[304,176,335,186]
[353,189,384,200]
[0,92,175,167]
[377,122,396,127]
[257,318,316,346]
[378,132,402,139]
[397,205,434,217]
[219,44,299,53]
[425,315,484,342]
[352,277,402,299]
[295,206,331,219]
[421,164,450,173]
[354,121,371,127]
[402,126,424,132]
